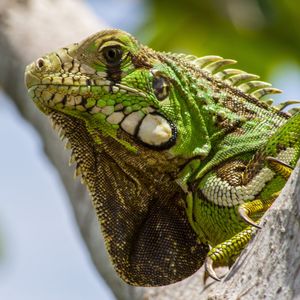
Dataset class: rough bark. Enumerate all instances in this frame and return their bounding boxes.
[0,0,299,299]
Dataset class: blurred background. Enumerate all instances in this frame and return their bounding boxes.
[0,0,300,299]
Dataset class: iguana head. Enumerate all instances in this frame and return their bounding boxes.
[25,29,213,160]
[25,29,209,286]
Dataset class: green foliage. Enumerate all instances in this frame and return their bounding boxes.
[138,0,300,79]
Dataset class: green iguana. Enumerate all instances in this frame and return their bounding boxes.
[25,29,300,286]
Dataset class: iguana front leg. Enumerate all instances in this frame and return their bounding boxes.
[188,112,300,280]
[238,146,295,227]
[205,226,256,281]
[187,156,291,280]
[186,191,255,280]
[238,197,275,228]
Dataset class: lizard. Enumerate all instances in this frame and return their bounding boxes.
[24,29,300,286]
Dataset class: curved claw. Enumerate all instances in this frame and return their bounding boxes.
[205,256,221,281]
[238,205,262,229]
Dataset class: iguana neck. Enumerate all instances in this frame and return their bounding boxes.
[156,53,290,186]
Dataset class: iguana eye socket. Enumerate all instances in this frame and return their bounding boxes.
[152,75,170,101]
[101,46,123,66]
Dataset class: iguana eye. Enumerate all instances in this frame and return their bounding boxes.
[152,75,170,101]
[101,46,123,66]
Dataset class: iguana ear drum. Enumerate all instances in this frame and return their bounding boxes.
[120,112,177,149]
[137,113,177,149]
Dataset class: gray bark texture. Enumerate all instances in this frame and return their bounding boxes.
[0,0,299,299]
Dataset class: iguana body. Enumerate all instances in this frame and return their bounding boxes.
[25,29,300,285]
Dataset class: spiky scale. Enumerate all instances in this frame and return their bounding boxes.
[226,73,259,86]
[194,55,223,68]
[214,68,246,80]
[288,107,300,115]
[252,87,282,99]
[276,100,300,111]
[203,59,237,74]
[238,80,272,93]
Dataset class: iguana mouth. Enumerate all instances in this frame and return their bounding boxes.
[25,51,178,150]
[27,83,177,149]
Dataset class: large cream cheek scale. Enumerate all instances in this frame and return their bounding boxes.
[137,114,172,146]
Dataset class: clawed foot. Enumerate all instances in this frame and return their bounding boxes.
[238,204,262,229]
[205,256,221,281]
[204,227,255,281]
[204,156,293,281]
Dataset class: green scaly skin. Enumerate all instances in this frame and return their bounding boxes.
[25,29,300,285]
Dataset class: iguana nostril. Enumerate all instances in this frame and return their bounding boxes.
[36,58,45,69]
